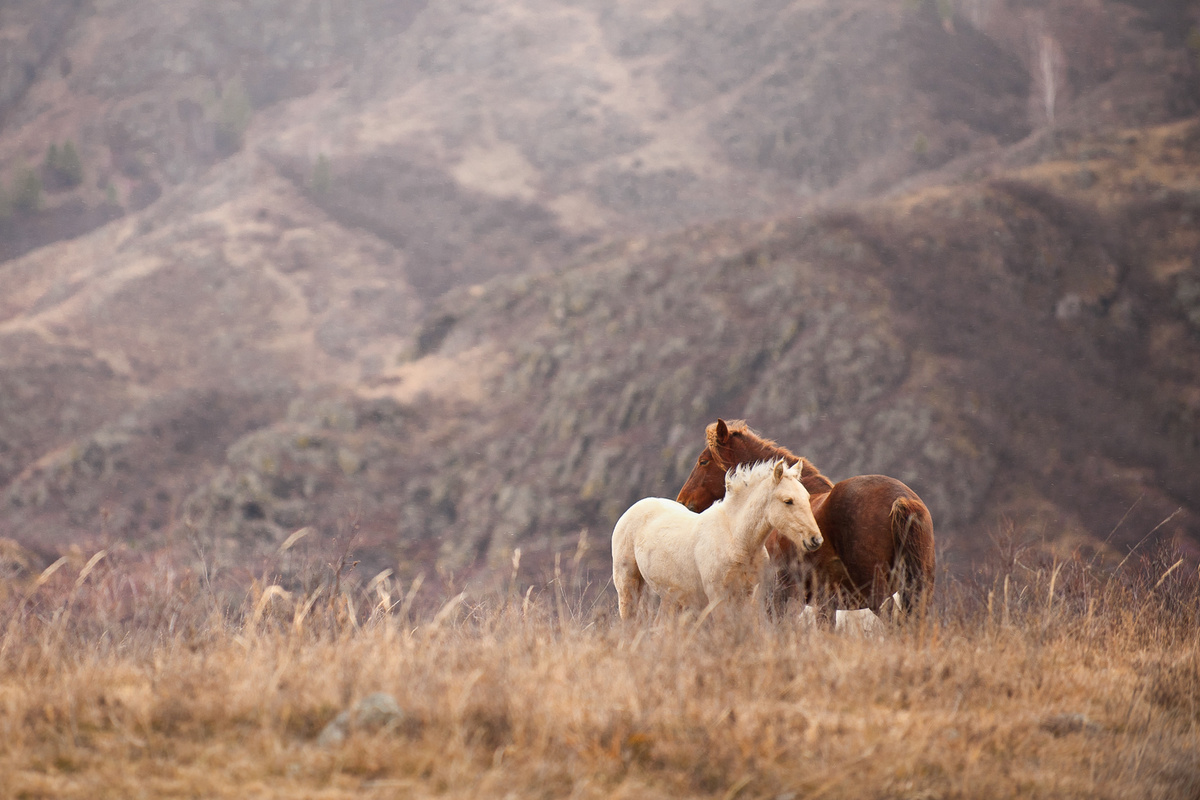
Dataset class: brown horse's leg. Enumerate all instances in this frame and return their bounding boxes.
[803,568,840,631]
[768,556,804,620]
[762,533,803,621]
[814,554,863,631]
[813,596,838,630]
[868,563,898,623]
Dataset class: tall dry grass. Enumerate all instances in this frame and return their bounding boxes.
[1,533,1199,800]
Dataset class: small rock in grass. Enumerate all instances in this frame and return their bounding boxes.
[317,692,407,747]
[1040,712,1102,737]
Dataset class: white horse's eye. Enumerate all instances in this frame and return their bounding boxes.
[783,498,794,505]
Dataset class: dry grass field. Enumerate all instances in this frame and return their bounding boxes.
[2,534,1199,800]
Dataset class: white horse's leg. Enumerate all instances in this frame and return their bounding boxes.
[612,518,645,620]
[616,571,645,620]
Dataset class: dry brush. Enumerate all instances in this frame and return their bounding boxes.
[1,537,1198,799]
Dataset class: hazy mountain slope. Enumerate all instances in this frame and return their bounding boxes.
[0,155,422,554]
[0,0,1198,584]
[7,0,1192,267]
[137,119,1199,588]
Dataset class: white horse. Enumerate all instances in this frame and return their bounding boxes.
[611,459,823,620]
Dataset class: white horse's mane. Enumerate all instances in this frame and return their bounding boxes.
[725,459,788,491]
[713,459,789,512]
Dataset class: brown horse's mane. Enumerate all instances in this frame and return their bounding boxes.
[705,419,832,492]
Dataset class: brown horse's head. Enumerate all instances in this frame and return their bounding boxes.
[676,419,738,512]
[676,418,833,513]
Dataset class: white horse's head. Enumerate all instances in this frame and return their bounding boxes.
[761,460,823,553]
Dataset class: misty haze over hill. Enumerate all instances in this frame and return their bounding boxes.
[0,0,1198,590]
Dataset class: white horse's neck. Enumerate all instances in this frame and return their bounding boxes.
[717,477,775,560]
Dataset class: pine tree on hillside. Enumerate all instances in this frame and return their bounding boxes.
[58,141,83,186]
[43,140,84,189]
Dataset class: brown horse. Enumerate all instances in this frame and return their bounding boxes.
[676,419,935,626]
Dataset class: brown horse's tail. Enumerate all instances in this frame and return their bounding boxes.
[891,495,935,617]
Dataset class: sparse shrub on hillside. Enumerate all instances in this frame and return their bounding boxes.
[58,140,83,187]
[43,139,83,189]
[12,165,42,212]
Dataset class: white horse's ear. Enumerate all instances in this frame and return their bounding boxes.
[773,460,786,484]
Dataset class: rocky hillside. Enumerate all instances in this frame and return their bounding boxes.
[0,0,1198,589]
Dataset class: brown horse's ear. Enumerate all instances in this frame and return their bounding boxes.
[715,418,730,444]
[772,460,786,484]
